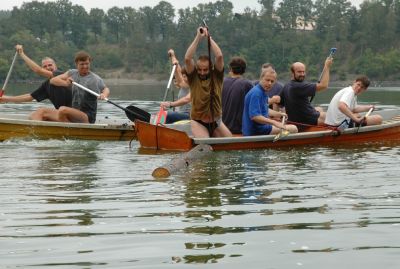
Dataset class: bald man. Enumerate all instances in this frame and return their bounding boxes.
[279,58,333,130]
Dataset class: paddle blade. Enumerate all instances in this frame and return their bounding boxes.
[273,130,290,143]
[0,89,4,97]
[125,105,151,122]
[151,108,168,125]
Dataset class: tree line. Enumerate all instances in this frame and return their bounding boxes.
[1,0,400,82]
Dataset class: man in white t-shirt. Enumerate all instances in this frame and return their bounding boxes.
[325,75,382,128]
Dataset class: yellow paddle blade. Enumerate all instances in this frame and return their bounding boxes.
[273,129,290,142]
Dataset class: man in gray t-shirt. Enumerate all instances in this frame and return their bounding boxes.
[50,51,110,123]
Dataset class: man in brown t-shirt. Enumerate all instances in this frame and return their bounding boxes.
[184,26,232,138]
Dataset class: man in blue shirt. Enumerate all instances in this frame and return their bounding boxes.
[242,69,297,136]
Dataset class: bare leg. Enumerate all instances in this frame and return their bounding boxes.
[315,107,326,125]
[191,120,211,138]
[58,106,89,123]
[269,124,298,135]
[366,115,383,126]
[29,107,60,121]
[212,122,232,137]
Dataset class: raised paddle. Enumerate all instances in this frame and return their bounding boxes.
[0,52,18,97]
[72,81,151,122]
[318,47,337,82]
[151,63,177,125]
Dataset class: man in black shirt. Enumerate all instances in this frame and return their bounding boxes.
[0,45,72,121]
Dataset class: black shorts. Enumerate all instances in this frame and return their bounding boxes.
[348,119,367,128]
[194,118,222,137]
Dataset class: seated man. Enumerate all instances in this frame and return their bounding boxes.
[0,44,72,121]
[50,51,109,123]
[280,57,333,129]
[242,68,297,136]
[159,49,191,124]
[325,75,382,128]
[222,56,253,134]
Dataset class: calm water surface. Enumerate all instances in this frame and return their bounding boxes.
[1,83,400,268]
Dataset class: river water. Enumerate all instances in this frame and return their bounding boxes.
[1,83,400,268]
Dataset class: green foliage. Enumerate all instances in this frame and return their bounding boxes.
[1,0,400,81]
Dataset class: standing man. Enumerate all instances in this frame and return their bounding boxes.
[280,57,333,129]
[184,26,231,138]
[242,68,297,136]
[325,75,382,128]
[0,44,72,121]
[50,51,109,123]
[222,56,253,134]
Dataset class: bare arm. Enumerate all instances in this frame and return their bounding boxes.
[252,115,286,129]
[50,72,72,87]
[168,49,188,88]
[161,92,191,110]
[0,93,34,103]
[184,27,205,74]
[16,44,53,78]
[353,104,374,113]
[268,95,281,105]
[316,57,333,92]
[100,87,110,100]
[209,36,224,72]
[338,101,362,123]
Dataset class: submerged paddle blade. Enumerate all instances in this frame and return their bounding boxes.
[125,105,151,122]
[273,130,290,143]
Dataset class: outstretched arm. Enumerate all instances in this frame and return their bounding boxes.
[0,93,34,103]
[16,44,53,78]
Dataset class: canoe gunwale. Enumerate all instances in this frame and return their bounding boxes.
[136,113,400,151]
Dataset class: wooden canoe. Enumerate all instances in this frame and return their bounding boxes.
[135,109,400,151]
[0,113,135,141]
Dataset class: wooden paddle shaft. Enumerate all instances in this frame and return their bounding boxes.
[365,107,374,118]
[152,144,213,178]
[162,64,177,101]
[2,52,18,91]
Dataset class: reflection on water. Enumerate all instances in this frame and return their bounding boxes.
[1,85,400,268]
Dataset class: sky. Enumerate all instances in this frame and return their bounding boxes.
[0,0,365,13]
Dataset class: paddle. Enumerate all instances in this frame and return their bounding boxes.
[318,47,337,83]
[151,63,177,125]
[0,52,18,97]
[72,81,151,122]
[273,115,290,142]
[356,107,374,133]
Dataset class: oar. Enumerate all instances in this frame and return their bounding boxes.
[273,115,290,142]
[0,52,18,97]
[356,107,374,133]
[318,47,337,82]
[72,81,151,122]
[152,64,177,125]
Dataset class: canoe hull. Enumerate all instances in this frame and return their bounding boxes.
[0,114,135,141]
[135,114,400,151]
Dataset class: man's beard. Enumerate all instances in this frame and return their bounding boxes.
[198,73,210,81]
[294,75,305,82]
